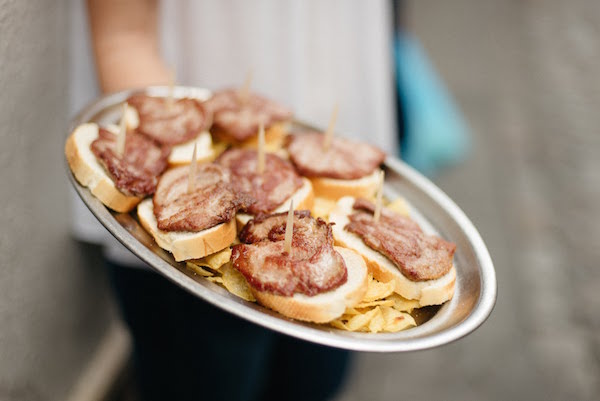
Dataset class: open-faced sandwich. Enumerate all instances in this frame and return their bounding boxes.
[231,210,368,323]
[65,122,170,212]
[202,89,292,150]
[329,196,456,306]
[286,132,386,200]
[137,163,252,261]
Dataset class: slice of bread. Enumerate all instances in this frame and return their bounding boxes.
[167,131,215,166]
[137,198,237,261]
[252,247,368,323]
[310,168,382,200]
[329,196,456,306]
[65,123,142,213]
[235,177,315,229]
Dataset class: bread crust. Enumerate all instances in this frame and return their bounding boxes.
[137,198,237,261]
[251,247,368,323]
[329,196,456,306]
[310,168,381,200]
[65,123,141,213]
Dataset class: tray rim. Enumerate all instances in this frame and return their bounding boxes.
[66,86,497,352]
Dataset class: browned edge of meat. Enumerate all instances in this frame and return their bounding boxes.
[285,131,386,180]
[215,148,303,215]
[91,128,170,197]
[231,211,348,296]
[127,94,209,146]
[203,89,292,143]
[345,198,456,281]
[153,163,253,232]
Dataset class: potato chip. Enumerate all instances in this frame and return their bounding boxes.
[190,247,232,271]
[387,197,410,216]
[363,277,395,302]
[355,300,395,309]
[186,262,214,277]
[220,263,256,302]
[346,307,380,331]
[387,293,420,313]
[206,276,224,284]
[329,320,349,331]
[367,307,385,333]
[342,307,361,316]
[311,197,336,220]
[381,306,416,332]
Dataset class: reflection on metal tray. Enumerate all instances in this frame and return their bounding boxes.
[66,86,496,352]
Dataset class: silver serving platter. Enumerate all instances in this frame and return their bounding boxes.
[66,86,496,352]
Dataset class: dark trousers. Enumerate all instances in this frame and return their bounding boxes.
[107,261,351,401]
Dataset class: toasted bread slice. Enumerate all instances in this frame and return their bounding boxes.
[329,196,456,306]
[310,168,382,200]
[235,177,314,229]
[252,247,368,323]
[137,198,237,261]
[65,123,142,213]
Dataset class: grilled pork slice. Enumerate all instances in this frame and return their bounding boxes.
[285,132,386,200]
[127,94,210,146]
[137,164,253,261]
[329,196,456,306]
[232,211,368,323]
[215,148,314,229]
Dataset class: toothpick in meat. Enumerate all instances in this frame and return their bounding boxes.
[284,200,294,255]
[373,170,385,223]
[257,123,265,174]
[323,103,339,151]
[238,69,253,106]
[187,142,198,194]
[166,67,176,111]
[116,102,128,158]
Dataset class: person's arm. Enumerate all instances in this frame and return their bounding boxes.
[87,0,170,93]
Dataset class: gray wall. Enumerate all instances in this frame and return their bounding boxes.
[0,1,112,400]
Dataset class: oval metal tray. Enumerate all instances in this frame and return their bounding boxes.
[66,86,496,352]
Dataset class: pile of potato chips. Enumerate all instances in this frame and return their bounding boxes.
[186,195,422,334]
[187,247,256,302]
[329,274,418,333]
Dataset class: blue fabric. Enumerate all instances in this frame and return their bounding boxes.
[395,33,470,176]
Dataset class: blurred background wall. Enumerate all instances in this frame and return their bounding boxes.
[338,1,600,400]
[0,1,114,400]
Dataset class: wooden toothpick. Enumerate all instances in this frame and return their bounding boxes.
[166,67,176,111]
[187,142,198,194]
[116,102,128,158]
[373,170,385,223]
[323,103,339,151]
[284,200,294,255]
[257,123,265,174]
[238,69,253,106]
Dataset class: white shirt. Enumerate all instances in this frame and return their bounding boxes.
[69,0,397,265]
